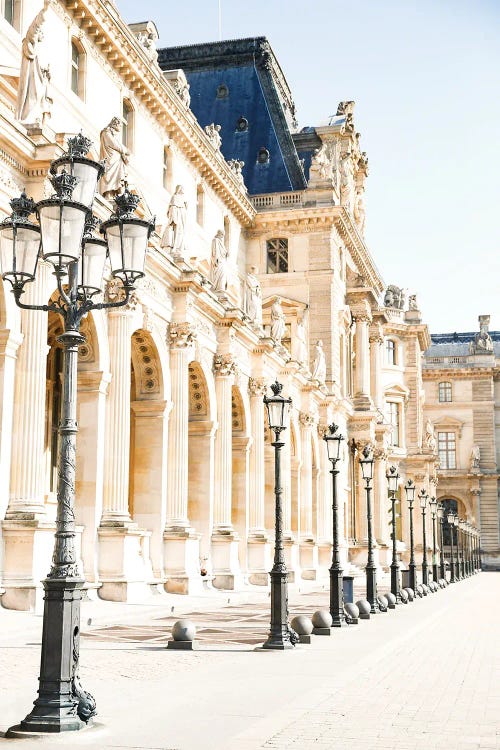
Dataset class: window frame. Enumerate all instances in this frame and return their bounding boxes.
[266,237,289,274]
[69,38,86,100]
[385,338,397,366]
[438,431,457,470]
[122,98,134,151]
[438,381,452,403]
[386,400,401,447]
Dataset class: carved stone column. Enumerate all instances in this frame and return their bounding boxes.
[98,294,154,603]
[353,313,373,410]
[369,324,384,411]
[211,354,242,589]
[247,377,271,584]
[163,323,201,595]
[2,262,55,611]
[299,411,318,579]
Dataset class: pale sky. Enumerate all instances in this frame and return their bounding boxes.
[118,0,500,334]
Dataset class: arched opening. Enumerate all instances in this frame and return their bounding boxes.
[129,329,166,577]
[70,38,86,100]
[440,497,467,545]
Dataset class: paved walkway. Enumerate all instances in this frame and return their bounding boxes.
[0,573,498,749]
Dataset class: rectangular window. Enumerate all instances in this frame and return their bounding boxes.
[438,432,456,469]
[386,401,400,447]
[71,43,79,95]
[438,382,452,402]
[266,238,288,273]
[4,0,14,25]
[386,339,396,365]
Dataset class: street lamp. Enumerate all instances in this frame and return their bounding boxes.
[404,479,417,591]
[459,518,466,579]
[419,489,429,585]
[323,423,345,627]
[437,503,446,580]
[447,511,456,583]
[386,465,401,603]
[262,380,296,650]
[360,445,378,614]
[429,496,438,583]
[1,134,154,735]
[454,516,462,580]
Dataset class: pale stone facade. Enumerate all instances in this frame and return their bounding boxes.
[423,316,500,569]
[0,1,493,611]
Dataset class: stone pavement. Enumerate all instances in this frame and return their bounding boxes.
[0,573,498,750]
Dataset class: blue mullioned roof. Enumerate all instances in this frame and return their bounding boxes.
[184,63,295,194]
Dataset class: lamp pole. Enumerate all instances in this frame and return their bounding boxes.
[360,445,378,614]
[1,135,153,735]
[386,465,401,603]
[459,519,466,579]
[419,489,429,585]
[404,479,417,590]
[323,424,345,626]
[262,381,296,649]
[437,504,446,581]
[447,512,456,582]
[429,497,438,583]
[464,523,470,577]
[454,516,462,580]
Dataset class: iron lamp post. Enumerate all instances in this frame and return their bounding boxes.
[419,489,429,585]
[323,423,345,626]
[404,479,417,590]
[1,135,154,735]
[447,512,456,583]
[459,518,466,579]
[429,496,438,583]
[386,465,401,603]
[454,516,462,580]
[437,504,446,580]
[262,381,296,649]
[360,445,378,614]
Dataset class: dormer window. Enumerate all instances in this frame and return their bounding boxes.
[257,147,270,164]
[267,238,288,274]
[236,116,248,132]
[216,83,229,99]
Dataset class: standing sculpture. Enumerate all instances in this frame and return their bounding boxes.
[244,266,262,326]
[339,151,354,207]
[16,7,52,125]
[311,340,326,383]
[160,185,188,258]
[424,419,437,452]
[353,187,366,234]
[470,445,480,470]
[204,123,222,151]
[210,230,229,293]
[294,315,308,366]
[270,297,286,344]
[99,117,129,199]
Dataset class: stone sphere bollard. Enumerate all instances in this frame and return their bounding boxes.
[312,610,333,634]
[377,594,388,612]
[356,600,371,619]
[416,583,425,597]
[438,578,447,588]
[400,588,409,603]
[403,587,415,601]
[291,615,313,643]
[422,584,430,595]
[168,619,198,650]
[344,602,359,624]
[385,592,396,609]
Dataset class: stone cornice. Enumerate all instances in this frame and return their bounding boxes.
[422,368,495,381]
[56,0,255,225]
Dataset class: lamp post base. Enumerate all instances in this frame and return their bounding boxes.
[365,564,380,614]
[329,566,346,627]
[262,569,295,650]
[390,564,402,603]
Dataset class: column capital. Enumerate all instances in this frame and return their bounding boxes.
[105,279,139,311]
[167,322,197,349]
[213,353,237,377]
[248,376,267,397]
[299,411,316,428]
[369,322,384,344]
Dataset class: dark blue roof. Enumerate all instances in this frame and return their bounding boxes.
[158,38,307,195]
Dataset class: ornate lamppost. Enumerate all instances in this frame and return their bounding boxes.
[459,518,466,579]
[454,516,462,580]
[360,445,378,614]
[447,511,456,583]
[1,135,154,735]
[323,423,345,626]
[404,479,417,590]
[262,381,296,650]
[386,465,401,603]
[437,503,446,580]
[464,522,470,577]
[418,489,429,585]
[429,496,438,583]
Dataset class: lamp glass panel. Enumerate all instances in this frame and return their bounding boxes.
[405,484,416,504]
[0,224,40,279]
[53,161,99,209]
[387,472,398,493]
[325,436,341,462]
[106,221,148,277]
[420,495,427,509]
[266,399,285,430]
[39,203,86,265]
[79,239,107,292]
[447,513,454,524]
[360,457,373,480]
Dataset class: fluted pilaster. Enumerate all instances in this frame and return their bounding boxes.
[248,377,267,533]
[213,354,235,531]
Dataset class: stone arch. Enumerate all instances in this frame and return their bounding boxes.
[131,329,164,400]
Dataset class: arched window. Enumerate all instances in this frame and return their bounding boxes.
[196,184,205,226]
[438,381,452,403]
[70,40,85,99]
[385,338,397,365]
[441,499,458,546]
[122,99,134,150]
[266,238,288,273]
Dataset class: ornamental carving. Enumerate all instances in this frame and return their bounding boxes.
[132,331,161,396]
[299,411,315,428]
[248,377,267,397]
[167,322,197,348]
[213,353,237,377]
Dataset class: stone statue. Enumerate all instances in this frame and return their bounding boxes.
[227,159,245,189]
[270,297,286,344]
[309,146,330,181]
[99,117,129,199]
[311,340,326,383]
[210,230,229,293]
[294,315,308,365]
[244,266,262,325]
[160,185,188,257]
[408,294,419,311]
[204,123,222,151]
[470,445,480,470]
[470,315,493,354]
[424,419,437,452]
[353,187,366,234]
[384,285,405,310]
[16,6,52,125]
[129,21,159,63]
[339,151,354,207]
